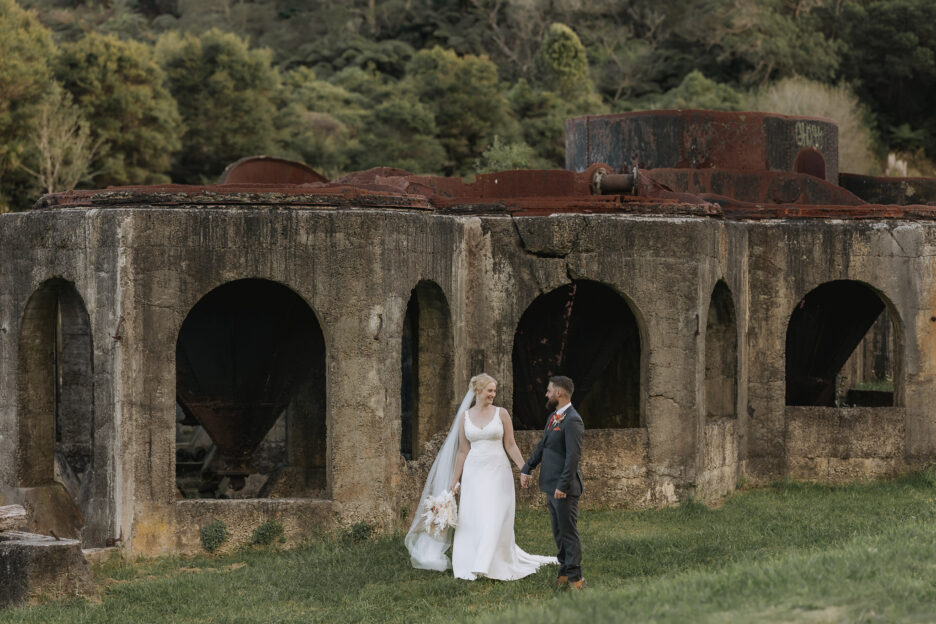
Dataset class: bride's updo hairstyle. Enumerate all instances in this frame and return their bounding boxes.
[469,373,496,396]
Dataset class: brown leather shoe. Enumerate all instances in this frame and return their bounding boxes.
[555,575,569,588]
[569,578,586,590]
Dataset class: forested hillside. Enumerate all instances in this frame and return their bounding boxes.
[1,0,933,210]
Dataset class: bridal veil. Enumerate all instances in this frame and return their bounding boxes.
[405,388,475,570]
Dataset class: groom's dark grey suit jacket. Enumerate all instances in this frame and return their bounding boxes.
[522,406,584,496]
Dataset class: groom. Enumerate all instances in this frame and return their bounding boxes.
[520,375,585,589]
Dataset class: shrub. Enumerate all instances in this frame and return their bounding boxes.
[251,521,284,546]
[342,521,373,544]
[200,520,229,553]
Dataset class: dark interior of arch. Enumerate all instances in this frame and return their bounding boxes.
[401,281,453,460]
[176,279,326,498]
[794,148,826,180]
[512,281,640,429]
[786,280,893,406]
[705,281,737,419]
[401,294,418,459]
[55,285,95,501]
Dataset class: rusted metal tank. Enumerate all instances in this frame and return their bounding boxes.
[175,279,323,490]
[566,110,840,184]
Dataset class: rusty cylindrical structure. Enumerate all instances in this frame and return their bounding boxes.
[566,110,840,185]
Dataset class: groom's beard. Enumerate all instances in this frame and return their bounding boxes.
[545,398,558,411]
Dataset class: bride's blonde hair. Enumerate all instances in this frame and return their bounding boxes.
[469,373,497,396]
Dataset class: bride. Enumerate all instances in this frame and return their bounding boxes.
[406,373,557,580]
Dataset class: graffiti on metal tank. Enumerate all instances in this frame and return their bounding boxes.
[795,121,824,149]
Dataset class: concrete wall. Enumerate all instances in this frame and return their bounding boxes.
[785,407,909,482]
[2,202,935,555]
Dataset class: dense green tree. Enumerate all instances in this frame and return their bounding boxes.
[512,22,606,166]
[406,46,517,175]
[507,79,604,168]
[328,66,447,174]
[533,23,591,97]
[275,67,364,178]
[0,0,55,210]
[55,32,181,185]
[355,94,447,173]
[475,135,544,174]
[835,0,936,155]
[563,0,839,105]
[156,28,278,183]
[652,70,743,111]
[277,65,446,176]
[699,0,840,86]
[21,0,151,43]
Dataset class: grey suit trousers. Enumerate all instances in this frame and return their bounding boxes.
[547,492,581,581]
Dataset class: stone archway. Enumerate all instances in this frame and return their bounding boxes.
[400,281,453,460]
[512,280,642,430]
[786,280,899,407]
[175,279,327,499]
[704,281,738,420]
[17,279,97,543]
[699,280,739,499]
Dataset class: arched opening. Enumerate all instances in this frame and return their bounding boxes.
[175,279,327,499]
[786,280,898,407]
[401,281,453,460]
[794,148,826,180]
[512,280,641,429]
[704,281,737,419]
[17,279,95,543]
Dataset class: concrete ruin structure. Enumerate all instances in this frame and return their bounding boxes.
[1,110,935,556]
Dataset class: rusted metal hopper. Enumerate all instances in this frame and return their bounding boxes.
[176,279,323,489]
[218,156,328,185]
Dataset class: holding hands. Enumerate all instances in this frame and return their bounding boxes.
[520,473,532,488]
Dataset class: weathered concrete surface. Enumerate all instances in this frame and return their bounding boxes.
[0,505,26,532]
[513,429,658,509]
[785,407,909,482]
[168,499,335,555]
[0,484,84,540]
[1,194,935,555]
[740,220,935,482]
[0,531,93,607]
[697,418,738,500]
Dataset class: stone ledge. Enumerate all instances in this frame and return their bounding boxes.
[0,531,93,608]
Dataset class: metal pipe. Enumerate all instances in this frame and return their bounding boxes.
[591,167,638,195]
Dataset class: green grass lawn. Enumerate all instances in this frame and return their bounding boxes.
[3,474,936,623]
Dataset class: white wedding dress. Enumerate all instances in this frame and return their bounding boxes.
[451,408,558,580]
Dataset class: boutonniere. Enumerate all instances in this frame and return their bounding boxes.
[552,426,561,431]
